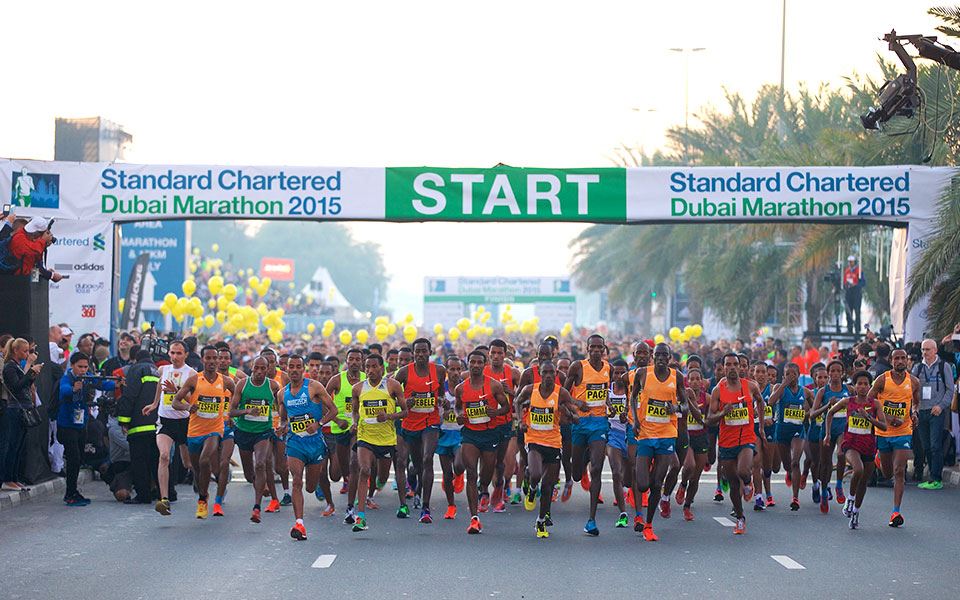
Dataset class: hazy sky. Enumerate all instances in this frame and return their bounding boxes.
[0,1,940,319]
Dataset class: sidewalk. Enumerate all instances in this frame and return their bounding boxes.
[0,471,89,513]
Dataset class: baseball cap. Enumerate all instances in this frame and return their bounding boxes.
[24,217,49,234]
[847,255,856,261]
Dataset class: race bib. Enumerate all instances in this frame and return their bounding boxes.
[686,411,703,431]
[584,384,607,408]
[245,399,270,422]
[645,399,671,424]
[196,396,222,419]
[444,409,458,424]
[783,405,805,425]
[72,406,85,425]
[847,414,872,435]
[162,392,176,407]
[362,398,388,424]
[465,400,490,425]
[882,401,907,419]
[529,406,555,431]
[724,401,749,426]
[608,397,626,417]
[410,393,436,414]
[290,414,316,437]
[763,405,773,419]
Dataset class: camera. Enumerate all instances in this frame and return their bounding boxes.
[142,333,173,362]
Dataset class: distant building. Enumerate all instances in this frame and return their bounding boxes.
[54,117,132,162]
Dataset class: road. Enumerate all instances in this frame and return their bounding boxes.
[1,469,958,600]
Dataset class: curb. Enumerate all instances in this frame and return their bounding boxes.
[0,471,90,512]
[946,468,960,488]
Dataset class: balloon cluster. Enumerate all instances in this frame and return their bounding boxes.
[661,323,704,344]
[156,274,284,340]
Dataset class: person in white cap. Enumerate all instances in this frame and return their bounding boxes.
[843,255,864,335]
[7,216,62,281]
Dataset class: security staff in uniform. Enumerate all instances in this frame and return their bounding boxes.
[118,350,161,504]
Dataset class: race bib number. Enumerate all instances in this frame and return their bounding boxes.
[783,405,805,425]
[529,406,555,431]
[197,396,222,419]
[847,414,872,435]
[290,414,316,437]
[723,401,749,426]
[645,399,671,424]
[162,392,176,407]
[882,401,907,419]
[245,400,270,422]
[444,409,458,424]
[362,398,388,424]
[584,384,607,408]
[465,400,490,425]
[686,411,703,431]
[833,400,847,420]
[410,393,436,414]
[608,396,626,417]
[763,405,773,419]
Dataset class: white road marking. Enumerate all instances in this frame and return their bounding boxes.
[312,554,337,569]
[713,517,735,527]
[771,555,805,570]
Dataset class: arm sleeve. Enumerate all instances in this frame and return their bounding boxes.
[942,365,955,410]
[4,363,37,395]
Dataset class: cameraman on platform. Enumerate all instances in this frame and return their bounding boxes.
[117,349,161,504]
[843,255,864,335]
[57,352,116,506]
[7,216,63,281]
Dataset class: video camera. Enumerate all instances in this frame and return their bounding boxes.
[79,374,122,413]
[141,329,174,362]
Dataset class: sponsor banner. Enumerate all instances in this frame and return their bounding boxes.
[120,220,187,307]
[46,220,113,338]
[425,276,575,305]
[260,257,295,281]
[626,166,951,222]
[120,253,150,331]
[387,167,625,222]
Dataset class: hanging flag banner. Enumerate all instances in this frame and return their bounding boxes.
[120,253,150,331]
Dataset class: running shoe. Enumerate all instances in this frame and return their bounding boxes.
[492,498,507,513]
[615,513,629,528]
[74,493,92,505]
[826,486,833,501]
[584,519,599,536]
[720,478,730,493]
[597,493,604,504]
[196,500,208,519]
[704,462,711,472]
[836,487,846,505]
[842,498,854,518]
[765,496,776,508]
[888,511,904,527]
[734,516,745,535]
[510,491,522,505]
[659,498,671,519]
[315,487,325,502]
[406,485,415,499]
[340,482,348,494]
[352,516,368,532]
[478,493,490,513]
[412,494,421,509]
[581,470,591,491]
[561,480,574,502]
[785,472,792,487]
[64,495,89,507]
[290,522,307,541]
[343,507,356,524]
[922,480,944,490]
[366,497,380,510]
[453,473,465,493]
[675,484,686,505]
[322,505,336,517]
[641,490,649,508]
[790,497,800,511]
[849,511,859,530]
[754,496,765,512]
[551,485,559,502]
[812,484,821,504]
[683,506,694,521]
[419,508,433,524]
[544,512,553,527]
[524,486,537,511]
[155,499,171,516]
[713,490,724,502]
[250,507,261,523]
[397,504,410,518]
[642,523,659,541]
[742,483,753,501]
[280,493,292,506]
[625,487,635,509]
[467,516,482,534]
[443,505,457,520]
[634,515,644,532]
[819,494,829,514]
[536,520,549,538]
[212,502,224,517]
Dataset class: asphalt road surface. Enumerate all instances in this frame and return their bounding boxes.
[2,470,958,600]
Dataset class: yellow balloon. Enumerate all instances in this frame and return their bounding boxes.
[118,298,125,313]
[189,262,198,274]
[465,327,477,340]
[248,276,260,290]
[437,333,445,343]
[403,324,417,344]
[375,323,389,342]
[356,329,370,344]
[433,323,444,335]
[211,243,220,253]
[323,319,335,330]
[216,310,226,323]
[448,328,461,341]
[479,313,490,323]
[203,315,215,328]
[339,330,353,345]
[140,321,151,332]
[268,328,283,344]
[174,313,185,324]
[208,276,224,296]
[691,324,703,338]
[457,318,470,331]
[222,284,238,301]
[387,323,397,336]
[307,323,316,334]
[683,325,693,337]
[404,313,414,324]
[654,333,666,344]
[159,304,171,316]
[375,315,389,326]
[163,293,178,308]
[181,279,197,297]
[668,327,682,341]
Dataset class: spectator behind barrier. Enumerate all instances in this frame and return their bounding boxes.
[1,338,42,491]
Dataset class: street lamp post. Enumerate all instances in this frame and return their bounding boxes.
[668,47,706,160]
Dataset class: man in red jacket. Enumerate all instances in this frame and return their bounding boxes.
[9,217,63,281]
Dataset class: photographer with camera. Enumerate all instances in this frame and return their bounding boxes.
[1,338,42,491]
[843,255,864,335]
[4,216,63,281]
[57,352,116,506]
[118,349,162,504]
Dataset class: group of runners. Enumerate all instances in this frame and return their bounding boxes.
[143,334,920,541]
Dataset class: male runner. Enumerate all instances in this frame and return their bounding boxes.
[396,338,446,522]
[277,355,343,540]
[677,367,709,521]
[768,362,812,511]
[172,346,236,519]
[212,346,242,516]
[456,350,509,534]
[143,340,195,516]
[484,339,520,513]
[564,334,610,536]
[706,352,764,534]
[326,348,366,523]
[623,341,651,514]
[262,349,291,508]
[804,364,828,504]
[307,352,336,507]
[516,360,579,538]
[748,361,771,512]
[632,343,686,541]
[350,353,407,532]
[517,342,567,504]
[438,355,466,519]
[867,348,919,527]
[228,356,280,523]
[606,359,631,528]
[824,369,887,530]
[809,360,850,514]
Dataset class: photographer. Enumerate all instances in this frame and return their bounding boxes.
[117,349,161,504]
[843,255,864,335]
[6,216,63,281]
[57,352,116,506]
[1,338,42,491]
